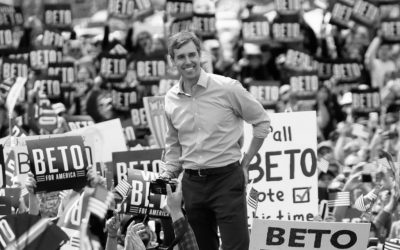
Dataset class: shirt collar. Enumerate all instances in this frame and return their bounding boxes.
[177,69,208,96]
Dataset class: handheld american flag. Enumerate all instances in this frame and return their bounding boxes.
[384,239,400,250]
[247,187,259,210]
[327,191,350,207]
[114,179,132,199]
[87,185,114,219]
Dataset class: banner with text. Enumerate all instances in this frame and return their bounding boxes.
[249,219,370,250]
[243,111,318,222]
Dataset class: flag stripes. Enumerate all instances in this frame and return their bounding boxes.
[247,187,259,210]
[384,240,400,250]
[114,179,132,198]
[327,192,350,207]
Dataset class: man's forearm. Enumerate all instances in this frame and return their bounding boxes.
[242,137,265,168]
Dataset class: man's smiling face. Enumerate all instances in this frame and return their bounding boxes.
[172,41,201,83]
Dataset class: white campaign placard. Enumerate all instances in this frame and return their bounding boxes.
[249,219,370,250]
[243,111,318,222]
[66,119,127,163]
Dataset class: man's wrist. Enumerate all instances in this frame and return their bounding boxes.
[170,210,184,222]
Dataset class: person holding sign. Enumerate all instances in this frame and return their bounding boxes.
[162,31,270,250]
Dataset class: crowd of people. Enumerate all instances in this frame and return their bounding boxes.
[2,0,400,249]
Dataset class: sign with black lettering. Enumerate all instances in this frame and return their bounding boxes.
[274,0,302,15]
[351,88,380,115]
[242,15,270,44]
[121,118,137,146]
[113,149,163,184]
[112,86,141,111]
[100,53,127,80]
[135,56,166,83]
[330,2,353,28]
[272,22,303,43]
[289,73,319,100]
[0,145,5,188]
[316,59,333,81]
[351,0,379,27]
[285,49,317,72]
[26,136,88,193]
[332,60,363,83]
[28,92,58,134]
[192,13,216,39]
[1,58,28,80]
[65,115,94,131]
[43,4,72,30]
[133,0,152,10]
[0,6,23,26]
[48,62,75,84]
[166,0,193,18]
[30,47,63,70]
[242,112,318,222]
[108,0,135,19]
[248,80,280,111]
[0,26,13,49]
[123,169,169,217]
[42,29,65,48]
[11,124,27,138]
[381,18,400,43]
[249,219,370,250]
[33,75,63,102]
[169,16,192,36]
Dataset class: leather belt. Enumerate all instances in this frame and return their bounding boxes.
[184,161,239,177]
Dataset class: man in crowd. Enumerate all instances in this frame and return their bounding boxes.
[162,31,270,250]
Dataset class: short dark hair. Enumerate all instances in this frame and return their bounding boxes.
[168,31,201,59]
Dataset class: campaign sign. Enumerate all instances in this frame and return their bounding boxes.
[248,80,280,112]
[330,2,353,28]
[274,0,302,15]
[192,13,216,39]
[1,58,28,80]
[381,18,400,43]
[0,196,11,215]
[121,118,137,146]
[285,49,317,72]
[272,22,303,43]
[0,188,20,209]
[33,75,63,102]
[170,16,192,36]
[34,92,58,133]
[48,62,75,84]
[136,55,167,84]
[249,219,370,250]
[100,53,127,80]
[113,148,163,185]
[133,0,152,10]
[123,169,169,217]
[332,60,363,83]
[65,115,94,131]
[166,0,193,18]
[43,4,73,30]
[112,86,141,112]
[351,0,379,27]
[42,29,65,48]
[108,0,135,19]
[2,48,29,61]
[242,15,270,44]
[0,26,13,49]
[143,96,166,148]
[243,112,318,222]
[26,136,88,192]
[289,73,319,100]
[0,6,23,26]
[29,47,63,70]
[351,88,380,115]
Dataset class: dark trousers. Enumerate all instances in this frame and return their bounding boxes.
[182,163,249,250]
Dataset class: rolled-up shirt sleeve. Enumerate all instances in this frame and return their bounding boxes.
[228,80,270,138]
[163,110,183,178]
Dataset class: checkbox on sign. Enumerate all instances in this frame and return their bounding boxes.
[292,187,311,203]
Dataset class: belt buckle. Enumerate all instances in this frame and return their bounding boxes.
[198,169,206,177]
